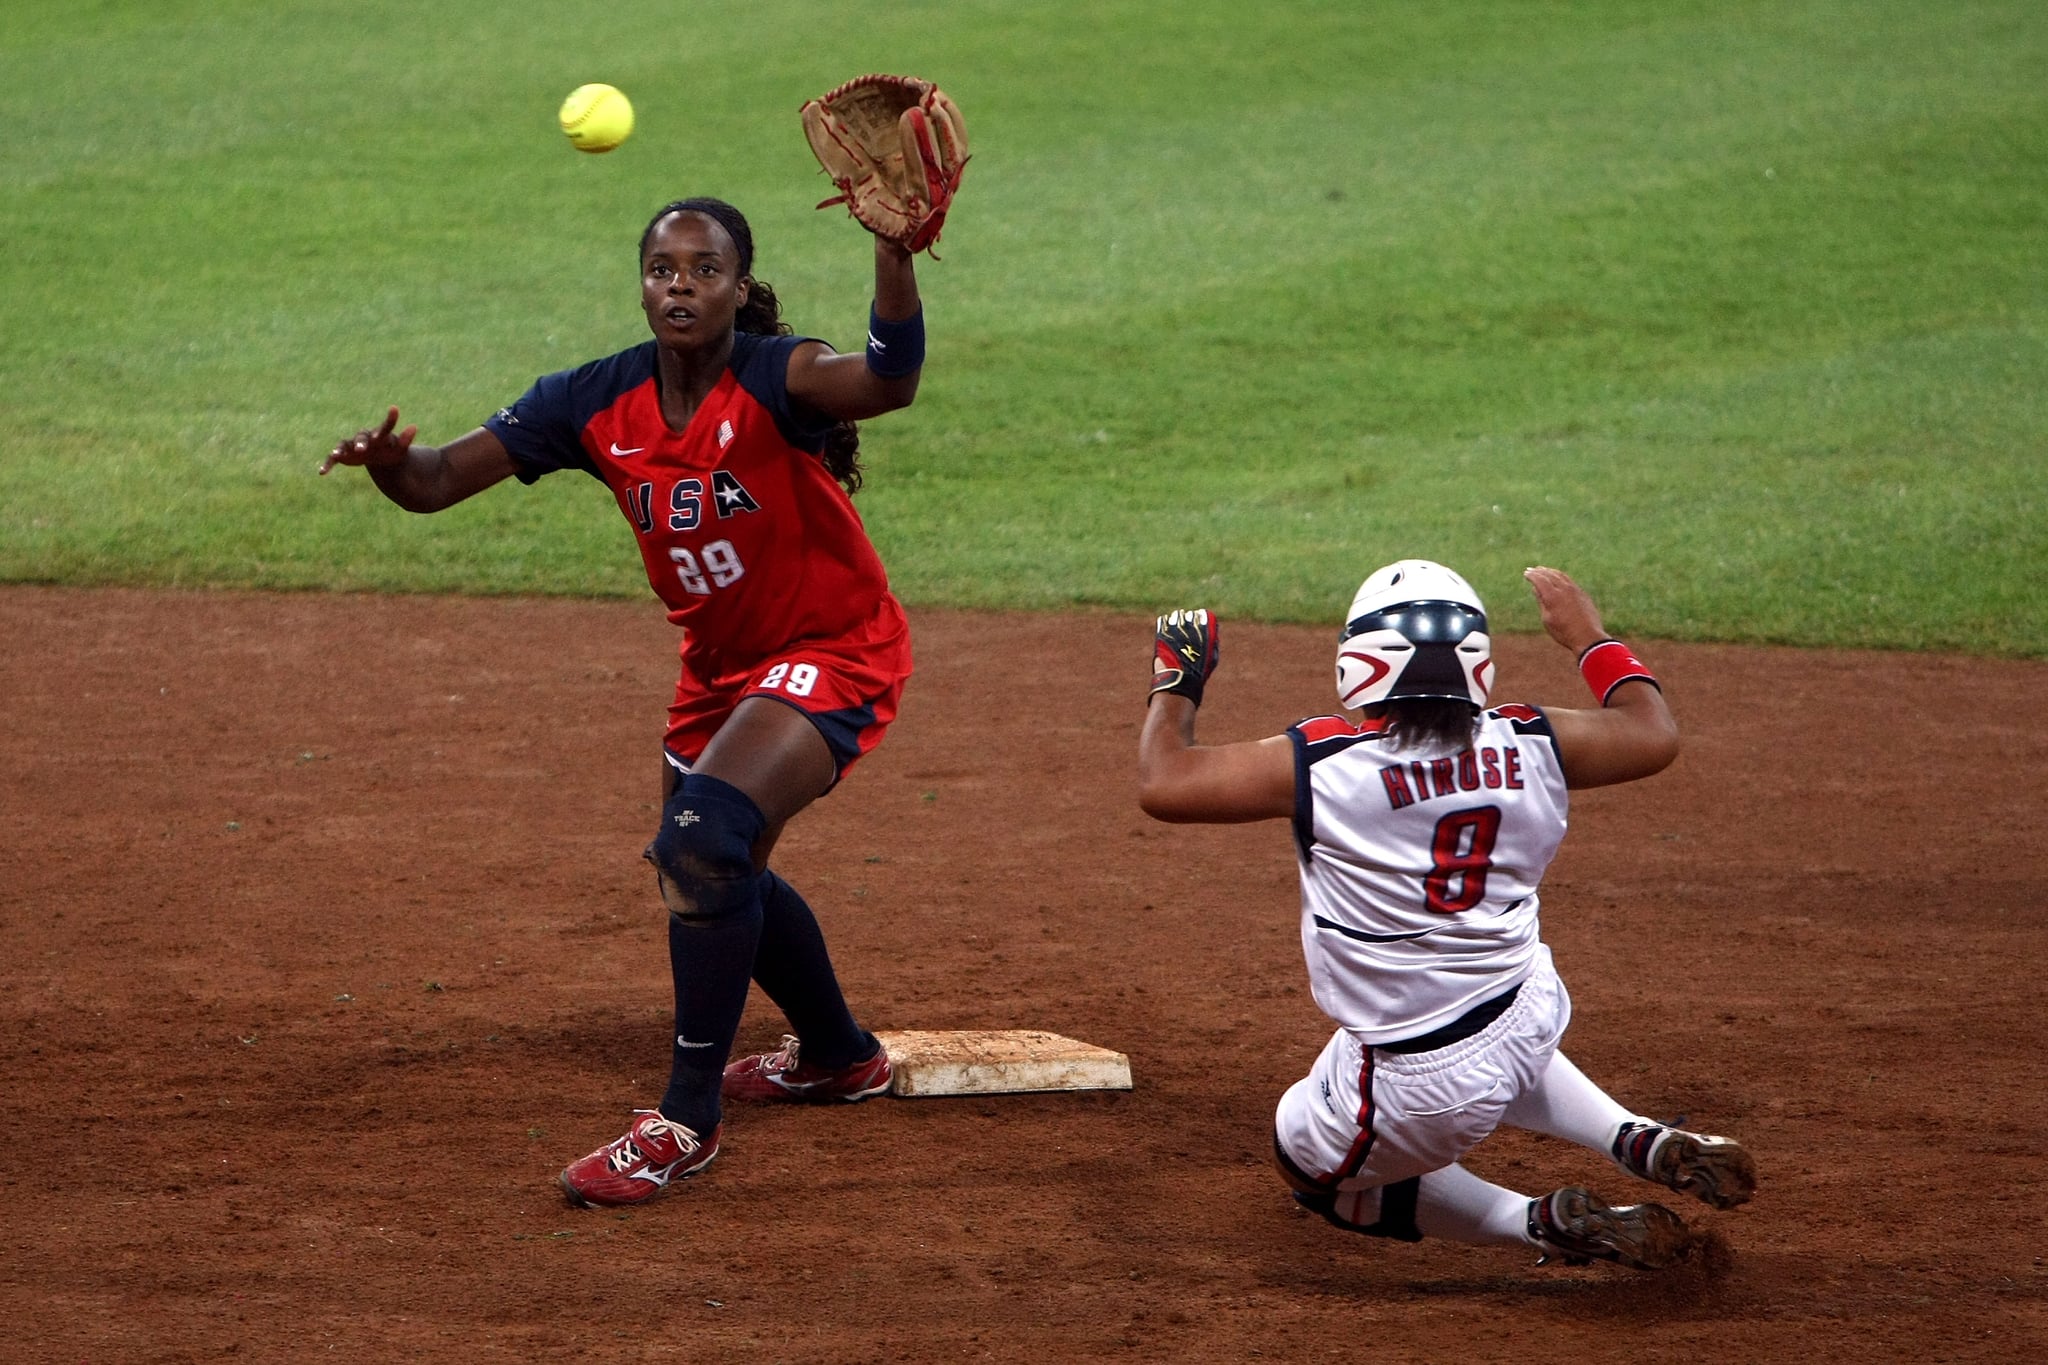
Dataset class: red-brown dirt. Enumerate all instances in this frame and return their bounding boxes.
[2,586,2043,1363]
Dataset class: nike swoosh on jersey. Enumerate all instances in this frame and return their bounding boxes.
[610,442,646,456]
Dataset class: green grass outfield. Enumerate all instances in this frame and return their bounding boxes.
[3,0,2042,654]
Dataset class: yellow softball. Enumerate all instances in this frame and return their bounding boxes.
[559,83,634,154]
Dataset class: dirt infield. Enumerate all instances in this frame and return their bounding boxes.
[3,586,2043,1362]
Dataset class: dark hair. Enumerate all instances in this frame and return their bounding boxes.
[640,197,864,492]
[1375,698,1482,752]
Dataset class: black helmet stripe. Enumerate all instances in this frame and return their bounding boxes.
[1341,600,1488,645]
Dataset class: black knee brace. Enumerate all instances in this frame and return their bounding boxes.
[1292,1177,1424,1242]
[644,773,767,922]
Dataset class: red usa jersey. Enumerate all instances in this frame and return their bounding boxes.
[485,333,898,677]
[1286,705,1569,1041]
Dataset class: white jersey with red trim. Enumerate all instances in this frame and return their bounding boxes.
[1287,704,1569,1042]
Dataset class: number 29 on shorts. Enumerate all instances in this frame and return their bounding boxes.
[758,661,820,697]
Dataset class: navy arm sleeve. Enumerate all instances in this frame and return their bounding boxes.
[484,370,597,484]
[484,343,661,484]
[730,332,835,453]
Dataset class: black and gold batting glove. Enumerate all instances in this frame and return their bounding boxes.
[1149,608,1220,706]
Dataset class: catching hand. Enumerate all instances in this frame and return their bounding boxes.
[320,407,417,476]
[1150,609,1220,706]
[801,74,969,255]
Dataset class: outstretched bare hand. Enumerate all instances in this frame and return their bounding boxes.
[320,407,418,476]
[1523,566,1609,655]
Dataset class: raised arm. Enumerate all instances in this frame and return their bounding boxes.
[1523,566,1680,789]
[784,238,924,421]
[1136,609,1297,824]
[318,407,521,513]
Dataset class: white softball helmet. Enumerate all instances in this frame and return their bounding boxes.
[1335,559,1494,710]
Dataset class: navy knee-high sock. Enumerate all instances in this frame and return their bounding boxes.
[752,871,874,1069]
[658,905,762,1133]
[650,772,767,1134]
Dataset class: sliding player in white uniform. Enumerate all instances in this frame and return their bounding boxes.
[1137,561,1756,1270]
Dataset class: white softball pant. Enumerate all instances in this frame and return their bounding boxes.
[1274,945,1570,1227]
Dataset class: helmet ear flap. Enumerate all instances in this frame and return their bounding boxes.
[1335,630,1411,709]
[1460,637,1496,707]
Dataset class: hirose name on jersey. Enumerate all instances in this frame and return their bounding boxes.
[1288,704,1568,1045]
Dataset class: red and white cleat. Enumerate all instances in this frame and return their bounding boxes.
[559,1111,720,1207]
[722,1034,892,1103]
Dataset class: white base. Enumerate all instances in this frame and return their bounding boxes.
[873,1029,1133,1098]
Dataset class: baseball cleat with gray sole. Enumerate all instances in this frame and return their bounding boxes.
[1611,1120,1757,1210]
[1527,1186,1695,1270]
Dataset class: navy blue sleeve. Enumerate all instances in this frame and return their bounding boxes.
[484,344,656,484]
[730,332,835,452]
[485,373,593,484]
[1287,727,1315,860]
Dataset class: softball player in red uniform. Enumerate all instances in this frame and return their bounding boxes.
[322,197,927,1207]
[1138,562,1757,1269]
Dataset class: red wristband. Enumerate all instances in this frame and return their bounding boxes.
[1577,638,1659,705]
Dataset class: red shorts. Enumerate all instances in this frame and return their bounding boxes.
[664,597,912,781]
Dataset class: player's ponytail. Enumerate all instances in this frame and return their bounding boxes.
[817,420,864,493]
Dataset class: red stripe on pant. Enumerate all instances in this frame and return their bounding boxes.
[1334,1046,1378,1182]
